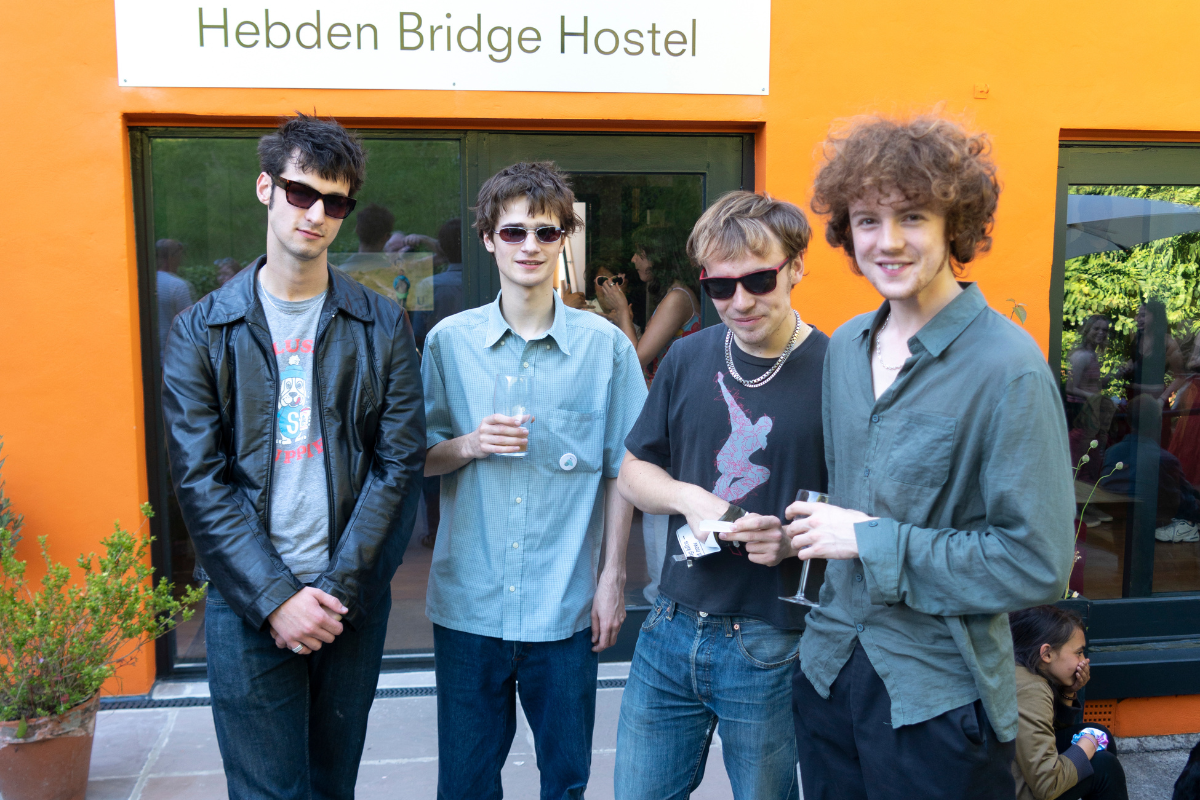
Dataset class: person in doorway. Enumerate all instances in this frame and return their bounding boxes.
[600,225,702,381]
[788,116,1076,799]
[613,191,827,800]
[600,226,703,604]
[161,113,425,800]
[1009,605,1128,800]
[421,161,647,800]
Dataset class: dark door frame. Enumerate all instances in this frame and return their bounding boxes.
[129,126,753,679]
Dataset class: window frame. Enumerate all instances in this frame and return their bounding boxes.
[1052,142,1200,698]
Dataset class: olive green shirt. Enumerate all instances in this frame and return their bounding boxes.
[799,284,1076,741]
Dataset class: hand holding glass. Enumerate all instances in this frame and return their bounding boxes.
[493,375,533,457]
[780,490,829,607]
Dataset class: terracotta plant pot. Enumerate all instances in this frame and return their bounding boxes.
[0,693,99,800]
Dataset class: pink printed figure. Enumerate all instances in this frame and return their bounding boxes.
[713,371,773,502]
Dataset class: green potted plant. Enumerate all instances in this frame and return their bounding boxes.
[0,447,204,800]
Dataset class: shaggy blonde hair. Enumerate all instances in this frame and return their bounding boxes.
[687,191,812,270]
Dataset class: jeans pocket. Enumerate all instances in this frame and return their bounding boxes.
[958,700,984,746]
[640,598,668,633]
[205,586,228,607]
[733,620,799,669]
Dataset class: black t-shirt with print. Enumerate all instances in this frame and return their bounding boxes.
[625,322,828,630]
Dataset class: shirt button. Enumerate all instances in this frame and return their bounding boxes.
[856,624,865,632]
[855,574,863,582]
[699,611,708,617]
[863,468,870,477]
[512,542,519,549]
[868,520,879,527]
[871,414,880,423]
[515,497,522,504]
[545,344,550,350]
[523,362,530,368]
[509,586,516,592]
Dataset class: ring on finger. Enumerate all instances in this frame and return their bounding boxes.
[291,643,304,654]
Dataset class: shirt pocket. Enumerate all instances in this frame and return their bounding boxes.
[538,409,604,474]
[885,411,958,488]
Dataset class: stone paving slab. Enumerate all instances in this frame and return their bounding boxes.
[86,670,1194,800]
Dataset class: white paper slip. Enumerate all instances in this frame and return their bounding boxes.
[676,523,722,559]
[696,520,735,534]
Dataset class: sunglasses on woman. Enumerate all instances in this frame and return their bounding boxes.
[494,226,565,245]
[596,275,625,287]
[272,176,357,220]
[699,258,789,300]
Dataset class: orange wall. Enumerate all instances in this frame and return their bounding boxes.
[4,1,1200,713]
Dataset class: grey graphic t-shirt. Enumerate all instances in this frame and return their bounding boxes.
[259,278,330,582]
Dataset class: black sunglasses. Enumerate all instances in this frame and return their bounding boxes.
[699,258,789,300]
[272,176,357,220]
[494,226,565,245]
[596,274,625,287]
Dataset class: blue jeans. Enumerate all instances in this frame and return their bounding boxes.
[433,623,598,800]
[205,586,391,800]
[614,594,801,800]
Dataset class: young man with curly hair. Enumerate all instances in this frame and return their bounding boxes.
[162,113,425,799]
[787,117,1076,798]
[421,161,646,799]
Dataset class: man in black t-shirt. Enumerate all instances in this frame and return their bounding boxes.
[613,192,827,800]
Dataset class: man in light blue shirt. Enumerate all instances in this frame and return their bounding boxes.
[422,161,648,800]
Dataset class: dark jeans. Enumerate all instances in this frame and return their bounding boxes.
[1054,724,1128,800]
[433,623,598,800]
[792,642,1016,800]
[205,586,391,800]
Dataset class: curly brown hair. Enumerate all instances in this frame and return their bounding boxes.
[810,116,1000,276]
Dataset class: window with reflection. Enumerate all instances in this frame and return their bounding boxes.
[1061,184,1200,598]
[146,133,462,667]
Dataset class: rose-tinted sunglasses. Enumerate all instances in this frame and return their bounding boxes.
[272,176,357,220]
[495,226,565,245]
[699,258,789,300]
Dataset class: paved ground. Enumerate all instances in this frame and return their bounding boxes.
[85,665,1192,799]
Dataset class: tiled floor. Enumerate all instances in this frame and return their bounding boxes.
[84,666,1193,800]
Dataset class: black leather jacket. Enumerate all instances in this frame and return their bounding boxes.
[162,258,425,631]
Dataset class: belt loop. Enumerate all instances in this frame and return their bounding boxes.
[665,599,675,621]
[724,617,734,638]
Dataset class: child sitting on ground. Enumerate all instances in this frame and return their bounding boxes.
[1009,605,1128,800]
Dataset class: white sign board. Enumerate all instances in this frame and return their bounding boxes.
[114,1,771,95]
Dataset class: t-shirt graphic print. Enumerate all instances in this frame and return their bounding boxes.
[259,280,331,583]
[714,372,773,503]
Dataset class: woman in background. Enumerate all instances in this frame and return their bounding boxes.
[598,225,700,382]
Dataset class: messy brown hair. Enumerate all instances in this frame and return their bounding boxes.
[472,161,582,241]
[687,191,811,271]
[810,116,1000,275]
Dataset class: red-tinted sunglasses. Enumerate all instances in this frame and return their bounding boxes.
[699,258,788,300]
[272,176,357,220]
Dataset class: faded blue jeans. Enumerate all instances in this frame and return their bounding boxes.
[205,585,391,800]
[614,593,801,800]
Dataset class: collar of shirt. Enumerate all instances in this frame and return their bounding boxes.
[855,282,988,358]
[483,290,573,356]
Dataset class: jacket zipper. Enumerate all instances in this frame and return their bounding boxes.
[314,307,338,559]
[246,319,280,539]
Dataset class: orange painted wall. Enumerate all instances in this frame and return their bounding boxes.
[3,0,1200,725]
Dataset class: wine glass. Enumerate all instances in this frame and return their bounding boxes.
[780,489,829,607]
[493,375,533,458]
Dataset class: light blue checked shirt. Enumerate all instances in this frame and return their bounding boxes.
[422,291,648,642]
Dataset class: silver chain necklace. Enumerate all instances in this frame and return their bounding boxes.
[725,310,802,388]
[874,314,905,371]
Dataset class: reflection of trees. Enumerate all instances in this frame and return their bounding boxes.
[1062,185,1200,393]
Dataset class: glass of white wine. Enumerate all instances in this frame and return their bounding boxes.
[780,489,829,607]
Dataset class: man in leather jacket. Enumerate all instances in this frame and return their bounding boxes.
[162,113,425,800]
